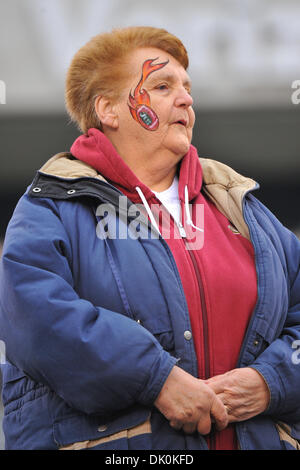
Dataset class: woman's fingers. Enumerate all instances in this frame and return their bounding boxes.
[210,395,229,432]
[196,413,212,435]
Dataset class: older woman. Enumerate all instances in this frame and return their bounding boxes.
[0,26,300,451]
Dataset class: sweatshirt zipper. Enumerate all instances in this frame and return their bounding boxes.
[184,245,210,380]
[184,244,215,450]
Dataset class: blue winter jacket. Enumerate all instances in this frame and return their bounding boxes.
[0,154,300,450]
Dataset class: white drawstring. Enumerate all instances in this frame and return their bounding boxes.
[135,184,203,238]
[135,186,161,236]
[184,185,204,232]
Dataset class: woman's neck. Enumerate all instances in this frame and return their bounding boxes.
[104,128,183,191]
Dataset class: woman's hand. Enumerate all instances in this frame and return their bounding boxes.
[154,365,228,435]
[205,367,270,423]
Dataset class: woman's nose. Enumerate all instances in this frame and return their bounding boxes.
[175,87,194,108]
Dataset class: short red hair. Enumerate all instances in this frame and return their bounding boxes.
[65,26,189,133]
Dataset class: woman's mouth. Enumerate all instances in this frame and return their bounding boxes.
[174,119,187,127]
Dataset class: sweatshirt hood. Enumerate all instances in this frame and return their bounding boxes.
[70,128,203,204]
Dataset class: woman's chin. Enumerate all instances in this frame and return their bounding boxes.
[170,139,191,158]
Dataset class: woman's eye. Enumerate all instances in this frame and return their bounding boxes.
[157,84,168,90]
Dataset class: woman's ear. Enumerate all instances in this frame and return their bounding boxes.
[94,96,119,129]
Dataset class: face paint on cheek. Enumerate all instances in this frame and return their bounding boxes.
[128,58,168,131]
[135,105,159,130]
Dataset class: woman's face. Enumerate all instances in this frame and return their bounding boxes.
[114,47,195,160]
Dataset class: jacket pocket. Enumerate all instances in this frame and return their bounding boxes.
[59,416,152,450]
[275,421,300,450]
[53,405,151,450]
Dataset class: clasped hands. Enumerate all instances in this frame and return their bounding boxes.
[154,365,270,435]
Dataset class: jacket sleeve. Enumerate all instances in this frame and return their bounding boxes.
[248,198,300,422]
[0,193,176,415]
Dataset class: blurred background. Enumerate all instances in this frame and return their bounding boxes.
[0,0,299,450]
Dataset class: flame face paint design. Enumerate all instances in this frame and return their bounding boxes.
[128,58,169,131]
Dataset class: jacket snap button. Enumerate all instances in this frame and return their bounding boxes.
[67,189,76,195]
[97,425,108,432]
[32,187,41,193]
[184,330,192,341]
